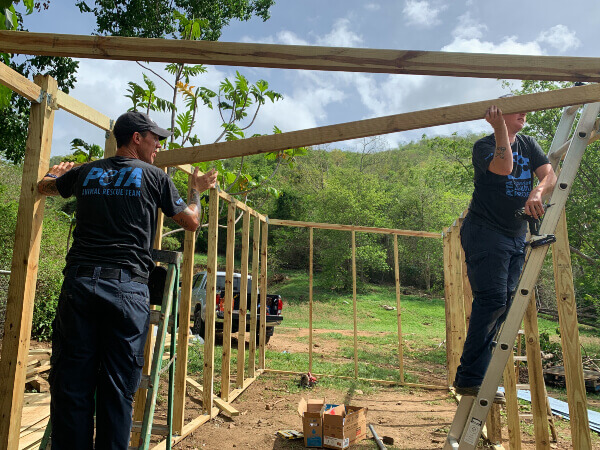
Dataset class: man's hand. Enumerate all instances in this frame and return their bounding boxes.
[37,161,75,196]
[191,168,218,193]
[524,188,544,220]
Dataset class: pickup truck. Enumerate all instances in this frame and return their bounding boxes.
[190,271,283,344]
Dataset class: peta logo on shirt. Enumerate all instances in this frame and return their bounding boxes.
[81,167,143,197]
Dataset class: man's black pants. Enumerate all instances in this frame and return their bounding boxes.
[49,266,149,449]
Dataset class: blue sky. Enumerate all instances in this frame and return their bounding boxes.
[15,0,597,157]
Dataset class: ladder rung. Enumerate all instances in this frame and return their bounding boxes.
[514,355,528,362]
[130,421,170,436]
[516,383,530,390]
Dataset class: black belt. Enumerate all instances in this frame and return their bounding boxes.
[75,266,148,284]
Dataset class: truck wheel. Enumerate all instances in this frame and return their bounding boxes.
[191,310,205,338]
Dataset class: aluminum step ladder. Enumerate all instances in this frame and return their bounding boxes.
[445,101,600,449]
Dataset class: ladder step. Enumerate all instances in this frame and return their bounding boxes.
[130,421,170,436]
[516,383,530,390]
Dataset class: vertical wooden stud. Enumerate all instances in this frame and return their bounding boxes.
[173,175,197,430]
[552,209,592,449]
[524,293,551,449]
[248,217,260,377]
[309,227,314,373]
[352,230,358,379]
[221,201,236,401]
[0,75,57,450]
[236,210,250,388]
[202,189,219,414]
[393,235,404,382]
[485,403,502,446]
[503,352,522,450]
[259,220,268,369]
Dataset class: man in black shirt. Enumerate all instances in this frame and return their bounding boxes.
[453,104,556,400]
[38,111,218,449]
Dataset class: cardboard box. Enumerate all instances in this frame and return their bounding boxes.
[322,404,368,449]
[298,398,325,447]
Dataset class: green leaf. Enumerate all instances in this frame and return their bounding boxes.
[0,83,13,108]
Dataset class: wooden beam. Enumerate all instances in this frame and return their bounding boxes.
[0,60,112,130]
[5,31,600,81]
[221,202,236,402]
[502,352,522,450]
[186,377,239,416]
[258,220,268,369]
[173,176,197,432]
[262,369,447,390]
[202,189,219,415]
[394,235,404,383]
[552,209,592,448]
[153,83,600,167]
[0,61,42,102]
[352,230,358,379]
[524,293,551,449]
[0,75,57,450]
[269,218,441,238]
[308,227,314,373]
[236,210,251,388]
[248,217,260,377]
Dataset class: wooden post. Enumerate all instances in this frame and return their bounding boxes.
[104,118,117,158]
[131,209,164,445]
[248,217,260,377]
[259,220,268,369]
[221,201,236,401]
[202,189,219,414]
[352,230,358,379]
[485,403,502,446]
[523,293,551,449]
[173,175,197,430]
[393,235,404,382]
[503,352,522,450]
[0,74,57,450]
[444,226,466,385]
[309,227,314,373]
[457,216,473,329]
[552,209,592,449]
[236,210,251,388]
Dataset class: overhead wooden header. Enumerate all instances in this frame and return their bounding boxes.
[153,83,600,167]
[2,30,600,81]
[269,218,441,238]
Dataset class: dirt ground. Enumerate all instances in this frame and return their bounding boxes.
[155,328,596,450]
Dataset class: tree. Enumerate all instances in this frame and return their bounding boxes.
[1,2,78,163]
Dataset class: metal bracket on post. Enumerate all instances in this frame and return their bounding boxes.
[105,119,115,140]
[46,93,58,111]
[35,89,46,104]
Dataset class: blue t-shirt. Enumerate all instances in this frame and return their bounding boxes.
[56,156,187,275]
[467,133,549,237]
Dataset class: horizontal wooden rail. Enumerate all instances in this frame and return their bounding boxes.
[3,31,600,81]
[0,60,112,130]
[153,83,600,167]
[269,218,441,238]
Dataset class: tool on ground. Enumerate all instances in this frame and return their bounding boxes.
[445,101,600,449]
[299,371,317,388]
[368,423,387,450]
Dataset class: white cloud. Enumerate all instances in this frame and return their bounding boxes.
[315,18,364,48]
[364,3,381,11]
[452,12,486,40]
[403,1,446,28]
[537,24,580,53]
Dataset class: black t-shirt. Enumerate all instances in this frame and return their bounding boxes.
[56,156,187,275]
[467,133,549,237]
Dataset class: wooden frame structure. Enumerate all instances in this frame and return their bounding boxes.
[265,219,443,388]
[1,29,599,449]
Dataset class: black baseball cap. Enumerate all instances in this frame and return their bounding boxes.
[113,111,172,140]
